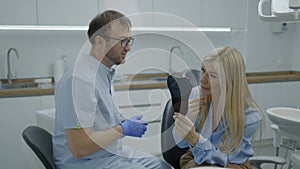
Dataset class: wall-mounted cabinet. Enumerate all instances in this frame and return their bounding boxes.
[37,0,98,25]
[0,0,246,28]
[152,0,202,27]
[98,0,153,26]
[0,0,37,25]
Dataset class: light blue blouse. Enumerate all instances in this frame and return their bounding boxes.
[172,86,263,167]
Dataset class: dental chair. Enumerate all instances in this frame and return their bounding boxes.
[22,126,55,169]
[161,99,189,169]
[161,99,286,169]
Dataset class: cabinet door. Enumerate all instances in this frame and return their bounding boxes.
[0,0,37,24]
[153,0,202,27]
[114,89,170,108]
[115,89,170,122]
[40,95,55,110]
[37,0,98,25]
[122,121,162,156]
[202,0,247,28]
[99,0,153,26]
[114,89,170,155]
[0,96,40,169]
[118,102,164,155]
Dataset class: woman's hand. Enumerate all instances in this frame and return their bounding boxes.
[173,113,199,146]
[186,97,200,122]
[186,95,210,122]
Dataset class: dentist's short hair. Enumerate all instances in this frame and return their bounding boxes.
[87,10,132,44]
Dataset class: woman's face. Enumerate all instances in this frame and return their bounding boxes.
[200,61,220,99]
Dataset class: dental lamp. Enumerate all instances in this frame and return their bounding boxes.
[289,0,300,20]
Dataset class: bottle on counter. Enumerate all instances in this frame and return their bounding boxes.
[53,56,66,84]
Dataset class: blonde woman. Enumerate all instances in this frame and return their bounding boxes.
[172,46,262,169]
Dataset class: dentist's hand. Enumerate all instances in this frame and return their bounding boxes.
[121,115,148,137]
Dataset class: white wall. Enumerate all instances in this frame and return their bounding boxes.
[292,24,300,71]
[0,31,87,79]
[0,30,246,79]
[0,0,299,79]
[246,0,297,72]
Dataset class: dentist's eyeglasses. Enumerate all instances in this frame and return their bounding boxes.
[101,35,134,48]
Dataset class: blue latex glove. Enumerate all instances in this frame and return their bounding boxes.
[121,114,148,137]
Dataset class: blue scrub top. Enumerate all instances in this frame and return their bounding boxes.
[53,54,122,169]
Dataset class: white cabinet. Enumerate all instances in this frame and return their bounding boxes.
[202,0,247,28]
[0,0,37,25]
[40,95,55,110]
[0,0,246,28]
[0,95,56,169]
[153,0,202,27]
[98,0,246,28]
[153,0,246,28]
[37,0,98,25]
[121,121,162,156]
[114,89,170,155]
[98,0,153,26]
[0,96,41,169]
[115,89,170,123]
[36,108,55,134]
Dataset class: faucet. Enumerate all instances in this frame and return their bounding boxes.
[169,46,183,74]
[7,48,20,85]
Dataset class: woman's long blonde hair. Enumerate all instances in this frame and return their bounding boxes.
[197,46,260,153]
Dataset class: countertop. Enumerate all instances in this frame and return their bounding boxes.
[246,71,300,83]
[1,71,300,98]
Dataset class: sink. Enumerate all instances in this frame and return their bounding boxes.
[1,82,38,89]
[267,107,300,139]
